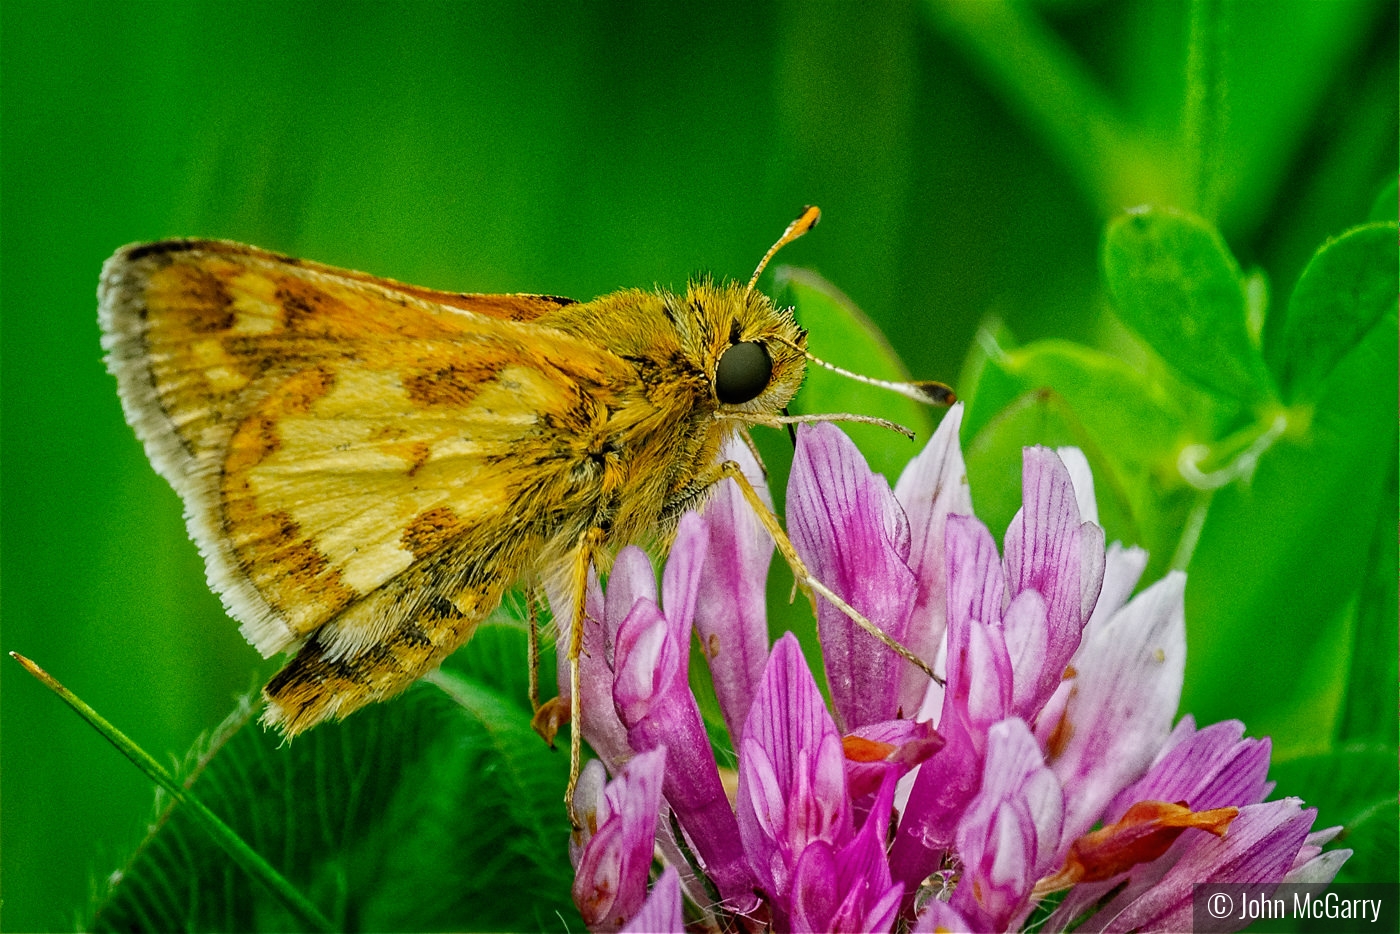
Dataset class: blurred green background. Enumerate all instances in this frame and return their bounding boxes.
[3,1,1394,930]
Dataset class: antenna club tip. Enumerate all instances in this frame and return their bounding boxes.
[915,381,956,406]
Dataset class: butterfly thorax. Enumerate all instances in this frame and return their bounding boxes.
[529,279,806,551]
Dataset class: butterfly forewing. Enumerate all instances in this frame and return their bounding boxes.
[99,241,626,729]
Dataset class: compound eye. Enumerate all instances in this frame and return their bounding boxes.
[715,340,773,404]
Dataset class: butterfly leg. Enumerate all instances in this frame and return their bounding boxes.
[526,586,543,716]
[564,525,606,827]
[713,460,942,686]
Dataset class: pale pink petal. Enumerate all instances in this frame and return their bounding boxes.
[1282,844,1351,884]
[621,866,684,934]
[1088,542,1149,631]
[737,632,854,911]
[612,598,755,906]
[1051,571,1187,845]
[572,747,667,932]
[569,759,611,869]
[1103,719,1272,820]
[894,403,973,717]
[660,511,707,634]
[1002,447,1102,713]
[1056,446,1099,525]
[788,423,917,730]
[695,435,773,745]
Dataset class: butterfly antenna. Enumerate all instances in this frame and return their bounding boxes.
[777,338,956,406]
[746,205,822,294]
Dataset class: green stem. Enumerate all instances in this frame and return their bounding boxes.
[1183,0,1228,221]
[924,0,1156,217]
[10,652,335,933]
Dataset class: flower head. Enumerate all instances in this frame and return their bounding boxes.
[566,406,1349,932]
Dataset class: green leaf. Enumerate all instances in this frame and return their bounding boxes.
[1276,222,1400,402]
[1369,177,1398,223]
[1338,798,1400,886]
[9,652,332,931]
[778,266,937,480]
[1103,207,1274,403]
[1338,455,1399,745]
[960,338,1196,580]
[1181,304,1398,756]
[91,624,576,933]
[1270,745,1399,884]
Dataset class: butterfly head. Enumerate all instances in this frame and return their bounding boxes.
[678,280,808,416]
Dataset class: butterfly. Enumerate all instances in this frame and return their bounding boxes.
[99,206,949,806]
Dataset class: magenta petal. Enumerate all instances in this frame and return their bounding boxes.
[945,513,1006,635]
[961,616,1014,731]
[893,403,973,717]
[1000,588,1050,719]
[621,866,684,934]
[1105,799,1320,934]
[887,707,984,900]
[791,772,903,934]
[737,632,853,909]
[612,599,677,725]
[951,718,1064,931]
[606,546,659,653]
[888,518,1011,896]
[612,598,756,906]
[661,511,707,634]
[1104,719,1272,819]
[943,516,1013,731]
[572,747,667,932]
[788,423,918,730]
[1051,572,1187,844]
[695,434,773,745]
[1003,447,1104,711]
[842,719,944,803]
[554,567,633,773]
[912,899,975,933]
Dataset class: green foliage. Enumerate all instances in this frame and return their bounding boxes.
[1276,222,1400,403]
[949,185,1397,905]
[780,266,936,478]
[958,335,1197,581]
[4,0,1394,930]
[1103,208,1273,404]
[90,625,576,933]
[1270,747,1400,886]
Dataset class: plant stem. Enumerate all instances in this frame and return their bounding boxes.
[925,0,1157,217]
[1183,0,1228,221]
[10,652,335,933]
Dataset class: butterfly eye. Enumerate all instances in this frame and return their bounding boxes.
[714,340,773,404]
